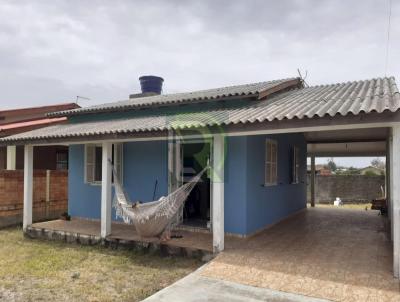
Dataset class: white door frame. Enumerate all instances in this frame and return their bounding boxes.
[168,136,212,228]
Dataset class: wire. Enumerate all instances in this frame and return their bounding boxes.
[384,0,392,76]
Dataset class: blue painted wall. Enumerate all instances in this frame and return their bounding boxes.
[68,141,168,221]
[68,133,306,235]
[68,144,101,219]
[245,133,307,234]
[224,136,248,235]
[123,141,168,202]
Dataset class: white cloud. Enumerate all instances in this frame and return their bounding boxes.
[0,0,398,108]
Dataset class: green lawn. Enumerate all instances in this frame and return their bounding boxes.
[0,226,201,302]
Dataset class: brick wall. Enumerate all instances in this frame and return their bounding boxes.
[0,170,68,228]
[307,174,386,204]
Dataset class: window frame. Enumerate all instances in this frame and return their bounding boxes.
[264,139,278,186]
[84,143,123,185]
[291,146,300,184]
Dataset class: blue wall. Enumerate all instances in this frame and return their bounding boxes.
[123,141,168,202]
[245,133,307,235]
[68,144,101,219]
[224,136,248,235]
[68,133,306,235]
[68,141,168,221]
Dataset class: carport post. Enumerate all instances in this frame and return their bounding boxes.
[310,156,316,207]
[212,134,225,253]
[392,125,400,278]
[101,141,112,238]
[388,137,394,241]
[23,145,33,231]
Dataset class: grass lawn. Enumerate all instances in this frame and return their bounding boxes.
[0,226,201,302]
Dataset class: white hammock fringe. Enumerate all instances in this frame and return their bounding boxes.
[112,165,208,237]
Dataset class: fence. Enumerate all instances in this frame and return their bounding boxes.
[0,170,68,228]
[307,174,385,204]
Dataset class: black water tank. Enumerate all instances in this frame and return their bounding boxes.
[139,75,164,94]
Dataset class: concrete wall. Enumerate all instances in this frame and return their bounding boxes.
[307,174,386,203]
[0,170,68,228]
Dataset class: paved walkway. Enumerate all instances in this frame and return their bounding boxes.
[143,268,330,302]
[201,208,399,302]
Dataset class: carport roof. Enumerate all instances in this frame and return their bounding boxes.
[0,76,399,144]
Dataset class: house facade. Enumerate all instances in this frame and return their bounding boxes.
[2,75,400,277]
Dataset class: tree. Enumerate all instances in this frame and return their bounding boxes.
[371,158,385,170]
[326,158,337,172]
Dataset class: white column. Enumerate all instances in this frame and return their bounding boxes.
[392,125,400,278]
[310,155,316,207]
[6,145,16,170]
[388,137,394,241]
[101,142,112,238]
[23,145,33,230]
[212,134,225,253]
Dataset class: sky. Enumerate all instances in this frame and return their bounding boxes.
[0,1,398,168]
[312,157,385,169]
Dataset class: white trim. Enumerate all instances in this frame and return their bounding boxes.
[392,125,400,278]
[26,121,400,147]
[212,134,224,253]
[101,142,112,238]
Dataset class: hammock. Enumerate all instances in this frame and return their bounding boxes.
[112,165,209,238]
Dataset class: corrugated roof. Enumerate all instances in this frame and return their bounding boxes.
[0,117,66,131]
[2,77,399,143]
[48,78,300,117]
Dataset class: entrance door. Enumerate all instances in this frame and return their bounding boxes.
[181,140,211,228]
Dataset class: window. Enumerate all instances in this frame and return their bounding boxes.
[291,146,300,184]
[85,143,123,184]
[265,139,278,185]
[56,151,68,170]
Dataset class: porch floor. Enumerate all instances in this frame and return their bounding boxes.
[202,207,399,302]
[30,218,220,254]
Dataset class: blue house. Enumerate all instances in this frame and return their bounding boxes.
[1,75,400,262]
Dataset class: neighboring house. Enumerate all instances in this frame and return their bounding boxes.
[0,103,80,170]
[359,166,385,176]
[0,103,80,228]
[1,75,400,277]
[307,164,332,176]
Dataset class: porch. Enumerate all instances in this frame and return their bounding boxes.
[25,218,238,258]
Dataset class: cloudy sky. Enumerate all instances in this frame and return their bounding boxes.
[0,0,397,167]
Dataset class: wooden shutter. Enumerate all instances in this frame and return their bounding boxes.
[85,144,95,183]
[265,139,278,185]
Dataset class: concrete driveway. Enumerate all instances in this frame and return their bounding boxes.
[201,208,399,302]
[143,267,330,302]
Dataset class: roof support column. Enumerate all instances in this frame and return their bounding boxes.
[101,142,112,238]
[6,145,16,170]
[392,125,400,278]
[310,155,316,207]
[23,145,33,231]
[388,136,394,241]
[212,134,225,253]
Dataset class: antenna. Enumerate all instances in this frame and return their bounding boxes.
[75,96,91,105]
[297,68,309,87]
[384,0,392,76]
